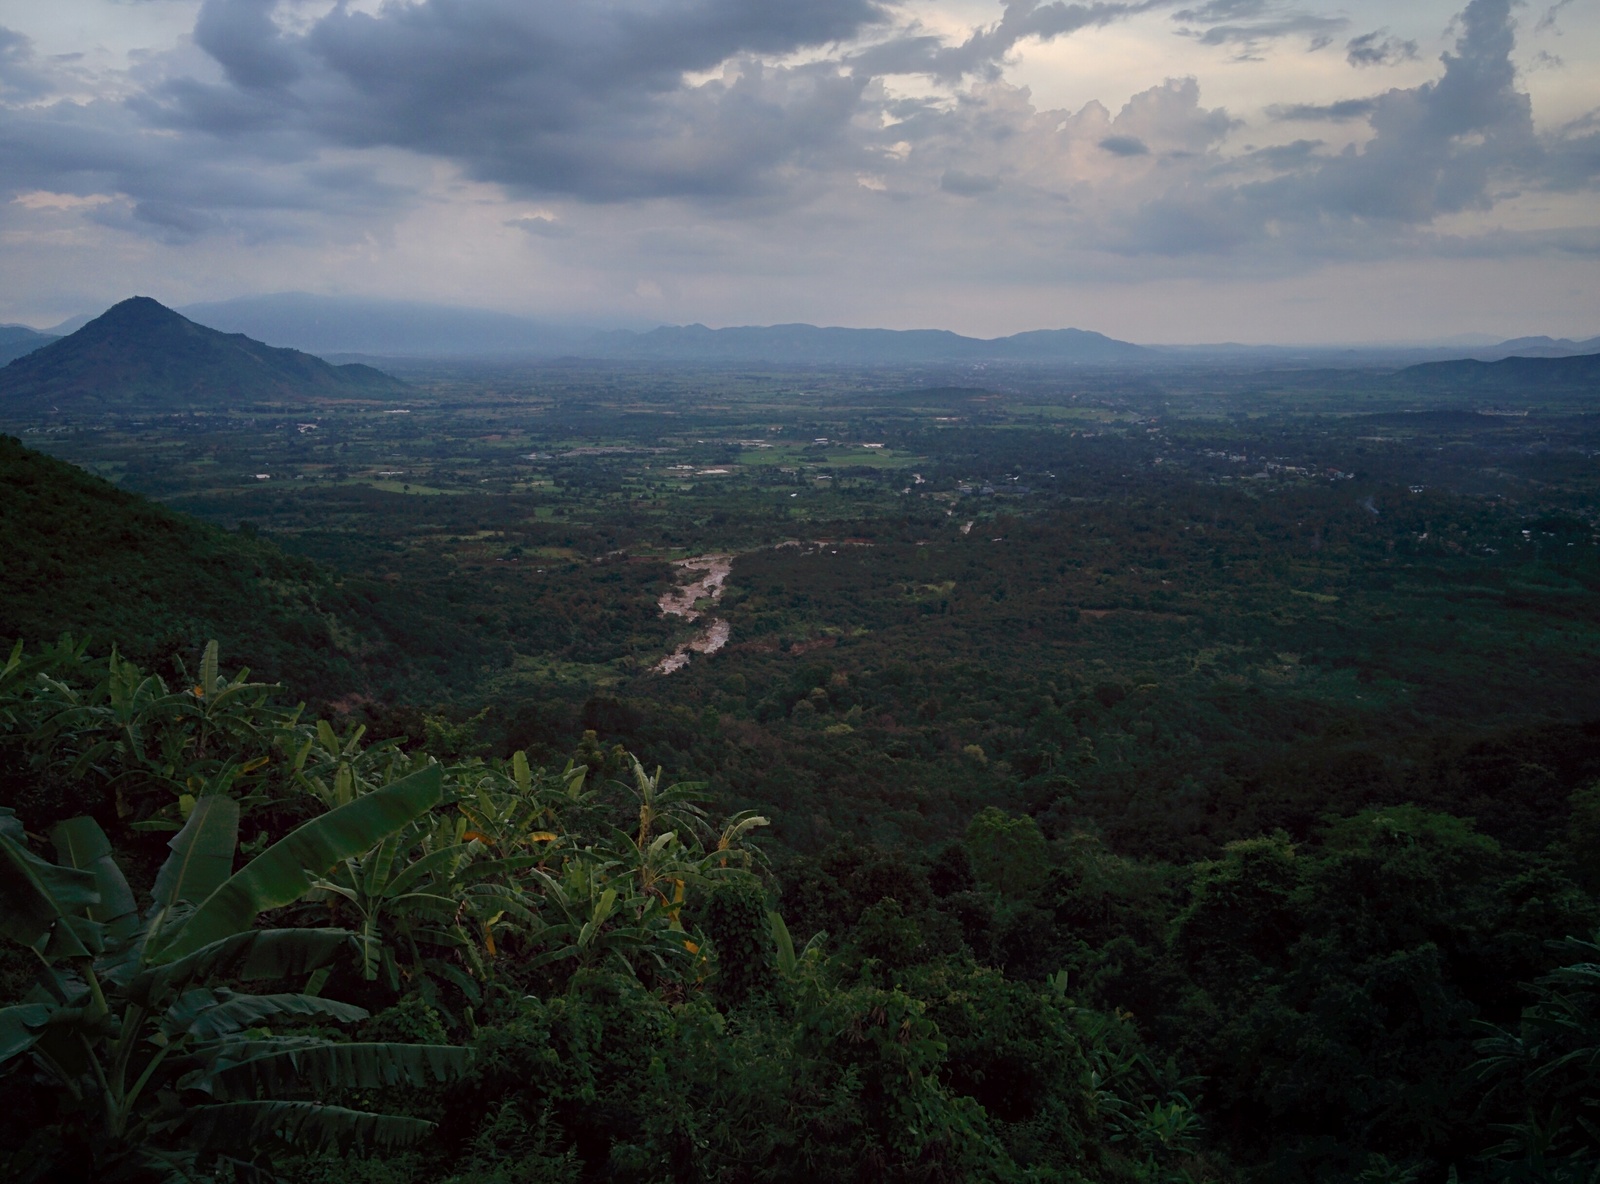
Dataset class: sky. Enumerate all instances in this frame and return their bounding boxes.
[0,0,1597,343]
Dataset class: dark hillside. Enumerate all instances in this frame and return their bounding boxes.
[1400,351,1600,390]
[0,434,469,700]
[0,296,405,410]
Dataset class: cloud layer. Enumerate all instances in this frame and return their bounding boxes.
[0,0,1596,332]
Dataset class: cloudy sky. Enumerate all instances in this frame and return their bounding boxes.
[1,0,1596,342]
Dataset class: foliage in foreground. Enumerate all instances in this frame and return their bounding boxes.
[0,640,1596,1182]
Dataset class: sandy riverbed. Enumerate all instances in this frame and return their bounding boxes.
[655,556,733,673]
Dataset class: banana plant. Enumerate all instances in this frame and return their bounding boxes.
[524,856,689,987]
[617,758,710,855]
[456,751,591,860]
[3,640,298,830]
[0,764,469,1183]
[305,814,486,990]
[291,718,413,811]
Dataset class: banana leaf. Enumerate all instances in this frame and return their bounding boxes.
[152,795,239,909]
[202,1038,469,1099]
[168,989,368,1040]
[185,1100,436,1156]
[0,831,100,957]
[0,1002,53,1063]
[154,765,443,962]
[51,817,139,940]
[122,928,355,1004]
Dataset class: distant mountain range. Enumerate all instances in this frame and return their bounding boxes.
[586,322,1151,364]
[3,292,1597,369]
[0,297,405,410]
[175,292,1150,364]
[0,324,58,366]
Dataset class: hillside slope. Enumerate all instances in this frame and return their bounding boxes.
[0,434,471,701]
[0,297,405,410]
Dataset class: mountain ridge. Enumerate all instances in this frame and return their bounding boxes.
[0,297,406,409]
[1399,351,1600,388]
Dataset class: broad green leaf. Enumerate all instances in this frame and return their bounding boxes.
[163,989,368,1040]
[155,765,443,962]
[51,817,139,939]
[0,832,99,957]
[153,796,240,909]
[203,1039,469,1099]
[199,639,219,697]
[0,1002,53,1063]
[123,928,355,1003]
[361,834,402,898]
[578,888,618,949]
[185,1100,436,1157]
[769,910,797,976]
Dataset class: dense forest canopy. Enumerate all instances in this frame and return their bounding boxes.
[3,354,1599,1182]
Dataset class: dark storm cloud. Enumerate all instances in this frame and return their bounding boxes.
[0,86,408,242]
[1345,30,1421,67]
[149,0,889,201]
[0,0,1594,279]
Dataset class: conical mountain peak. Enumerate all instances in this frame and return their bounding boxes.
[0,296,404,408]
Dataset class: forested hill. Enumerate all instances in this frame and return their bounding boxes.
[1400,351,1600,389]
[0,434,473,700]
[0,296,405,409]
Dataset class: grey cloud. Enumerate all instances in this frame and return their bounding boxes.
[1536,0,1577,34]
[1172,0,1346,56]
[508,215,572,238]
[1099,134,1151,155]
[1109,0,1543,255]
[0,89,408,244]
[2,0,1594,288]
[1244,138,1324,165]
[1345,30,1420,67]
[941,169,1001,195]
[149,0,888,202]
[0,25,58,103]
[905,1,1175,82]
[1267,98,1379,121]
[194,0,301,91]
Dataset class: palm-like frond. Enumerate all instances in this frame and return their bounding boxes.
[184,1101,435,1157]
[161,989,368,1040]
[201,1039,469,1098]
